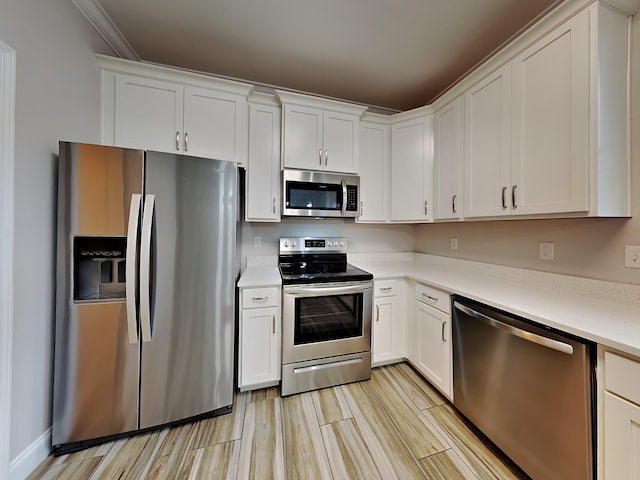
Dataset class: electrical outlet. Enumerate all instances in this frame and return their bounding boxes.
[625,246,640,268]
[253,236,262,248]
[451,237,458,250]
[539,242,554,261]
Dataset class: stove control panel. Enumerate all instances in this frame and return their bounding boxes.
[279,237,348,254]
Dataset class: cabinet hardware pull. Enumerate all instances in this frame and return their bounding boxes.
[324,149,328,166]
[252,296,267,302]
[273,198,276,214]
[452,194,457,214]
[176,131,180,151]
[424,201,428,216]
[376,304,380,322]
[441,321,446,342]
[501,186,507,209]
[422,292,438,302]
[319,148,322,166]
[184,132,189,152]
[360,201,363,216]
[379,287,392,292]
[512,185,517,209]
[272,314,276,334]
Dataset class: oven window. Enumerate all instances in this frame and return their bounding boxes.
[294,293,363,344]
[286,181,342,210]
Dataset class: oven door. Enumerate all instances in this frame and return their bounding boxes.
[282,281,372,364]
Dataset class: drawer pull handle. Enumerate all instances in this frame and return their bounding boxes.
[379,287,392,292]
[421,293,438,302]
[376,304,380,322]
[272,314,276,334]
[252,296,267,302]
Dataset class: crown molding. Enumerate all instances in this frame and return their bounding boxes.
[72,0,139,60]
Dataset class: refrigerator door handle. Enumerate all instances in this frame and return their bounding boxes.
[140,194,155,343]
[125,194,142,344]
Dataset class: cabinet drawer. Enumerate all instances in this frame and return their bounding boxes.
[415,283,450,314]
[605,352,640,405]
[374,279,397,298]
[242,287,279,309]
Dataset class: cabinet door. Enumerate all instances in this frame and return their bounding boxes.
[604,392,640,479]
[463,65,511,218]
[183,86,245,163]
[322,111,359,173]
[373,297,394,364]
[390,116,433,222]
[282,104,323,170]
[240,306,279,389]
[246,103,281,222]
[415,300,451,397]
[510,11,589,215]
[434,97,463,220]
[358,122,389,222]
[114,74,183,153]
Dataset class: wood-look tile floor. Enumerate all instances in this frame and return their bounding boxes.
[29,363,527,479]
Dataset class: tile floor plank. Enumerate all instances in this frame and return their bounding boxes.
[281,392,333,480]
[388,362,447,410]
[342,380,429,479]
[192,392,247,449]
[188,440,240,480]
[369,367,450,459]
[321,418,382,480]
[420,449,479,480]
[312,385,353,426]
[237,397,285,480]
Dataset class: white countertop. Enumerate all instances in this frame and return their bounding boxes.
[349,253,640,358]
[238,253,640,358]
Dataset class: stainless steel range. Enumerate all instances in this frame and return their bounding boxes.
[279,237,373,396]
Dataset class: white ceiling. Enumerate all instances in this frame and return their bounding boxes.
[82,0,562,112]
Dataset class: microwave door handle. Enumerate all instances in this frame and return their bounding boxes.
[125,194,141,344]
[341,179,347,216]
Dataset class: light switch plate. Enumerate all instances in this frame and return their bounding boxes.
[451,237,458,250]
[624,246,640,268]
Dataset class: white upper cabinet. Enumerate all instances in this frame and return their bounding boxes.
[99,55,252,163]
[246,94,281,222]
[510,10,589,215]
[276,90,367,174]
[391,112,434,222]
[458,3,632,219]
[463,65,512,218]
[434,97,463,220]
[358,117,390,222]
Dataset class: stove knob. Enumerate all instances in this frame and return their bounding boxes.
[284,241,289,247]
[339,240,345,247]
[291,241,296,247]
[327,241,333,247]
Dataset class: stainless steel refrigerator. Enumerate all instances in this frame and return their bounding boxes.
[52,142,238,453]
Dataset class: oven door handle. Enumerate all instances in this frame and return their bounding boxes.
[285,283,371,297]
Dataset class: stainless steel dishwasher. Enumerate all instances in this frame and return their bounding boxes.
[452,297,595,480]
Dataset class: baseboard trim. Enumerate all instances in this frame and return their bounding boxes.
[9,428,51,480]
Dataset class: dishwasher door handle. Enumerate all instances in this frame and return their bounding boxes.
[454,301,574,355]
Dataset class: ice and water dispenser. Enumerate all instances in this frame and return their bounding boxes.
[73,236,126,301]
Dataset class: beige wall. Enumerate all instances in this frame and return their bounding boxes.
[415,13,640,286]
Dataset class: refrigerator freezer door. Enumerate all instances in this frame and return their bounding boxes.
[53,143,143,447]
[139,152,237,429]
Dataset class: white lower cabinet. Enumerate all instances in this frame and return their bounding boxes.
[411,283,452,399]
[239,286,280,391]
[603,351,640,479]
[372,279,406,365]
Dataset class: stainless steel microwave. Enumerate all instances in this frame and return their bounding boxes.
[282,169,360,218]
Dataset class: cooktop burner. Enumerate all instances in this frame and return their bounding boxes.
[278,237,373,285]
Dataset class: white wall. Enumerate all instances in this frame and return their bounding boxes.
[414,12,640,286]
[0,0,113,473]
[240,220,415,267]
